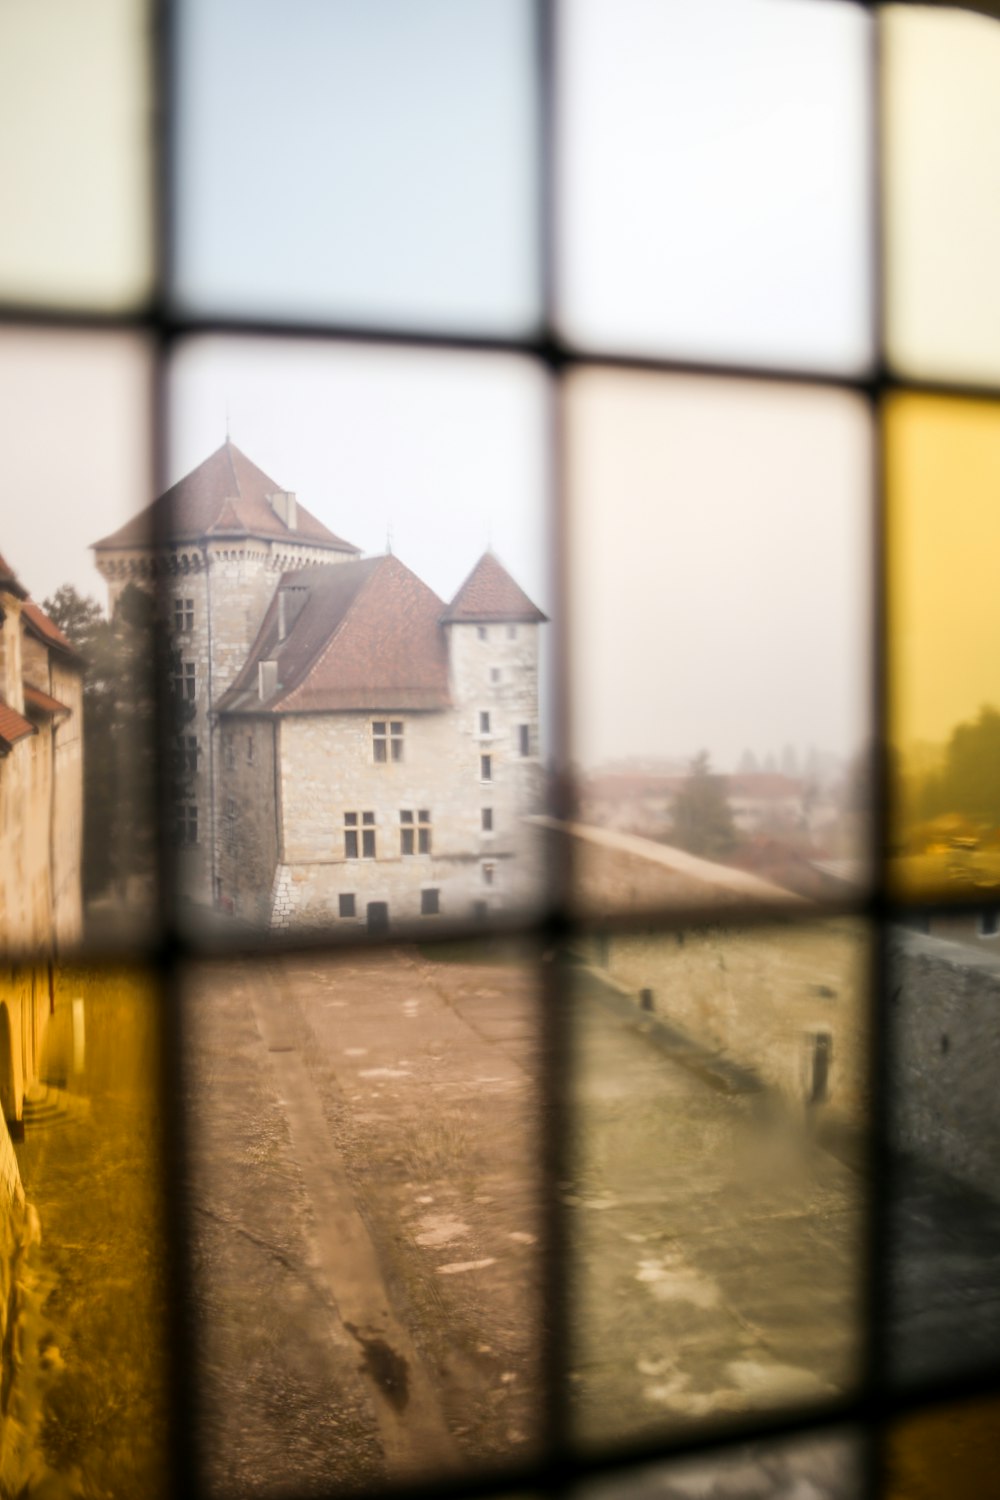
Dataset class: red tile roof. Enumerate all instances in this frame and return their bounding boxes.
[0,551,28,600]
[22,601,78,658]
[443,552,546,624]
[24,683,71,718]
[0,701,37,752]
[219,556,452,715]
[92,440,360,555]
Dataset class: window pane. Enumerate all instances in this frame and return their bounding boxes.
[559,0,873,372]
[566,371,872,919]
[0,331,156,954]
[888,1396,1000,1500]
[165,339,550,942]
[884,6,1000,385]
[889,923,1000,1386]
[887,395,1000,901]
[579,1428,861,1499]
[3,962,168,1496]
[174,0,539,332]
[0,0,152,309]
[568,919,868,1445]
[184,944,543,1489]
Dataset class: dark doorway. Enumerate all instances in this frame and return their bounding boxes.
[366,902,389,935]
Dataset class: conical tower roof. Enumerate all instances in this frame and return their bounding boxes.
[442,551,546,624]
[92,439,359,555]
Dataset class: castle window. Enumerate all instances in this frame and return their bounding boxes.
[373,719,404,763]
[479,711,491,736]
[480,754,492,782]
[400,810,431,855]
[175,803,198,846]
[223,738,235,770]
[507,625,517,640]
[979,909,999,938]
[344,812,358,859]
[362,811,376,858]
[174,597,194,632]
[174,660,196,701]
[518,724,531,757]
[482,860,495,886]
[246,734,254,765]
[490,668,501,684]
[481,808,493,832]
[477,625,488,641]
[420,888,440,916]
[339,893,356,919]
[176,735,199,775]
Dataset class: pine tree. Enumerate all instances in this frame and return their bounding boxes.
[671,751,737,858]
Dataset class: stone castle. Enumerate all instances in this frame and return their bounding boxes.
[94,440,547,931]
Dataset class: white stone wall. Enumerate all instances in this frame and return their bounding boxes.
[267,620,546,931]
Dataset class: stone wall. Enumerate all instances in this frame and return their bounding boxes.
[216,718,280,927]
[891,930,1000,1201]
[580,918,869,1126]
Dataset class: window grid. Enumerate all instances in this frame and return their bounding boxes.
[3,3,998,1498]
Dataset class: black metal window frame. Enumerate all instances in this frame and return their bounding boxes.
[4,2,1000,1498]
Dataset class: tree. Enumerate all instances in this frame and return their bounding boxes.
[919,705,1000,828]
[670,751,737,859]
[43,582,194,900]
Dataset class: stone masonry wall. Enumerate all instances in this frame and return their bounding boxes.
[583,918,869,1126]
[216,718,280,927]
[891,930,1000,1201]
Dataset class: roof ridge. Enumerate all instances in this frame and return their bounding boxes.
[223,438,241,498]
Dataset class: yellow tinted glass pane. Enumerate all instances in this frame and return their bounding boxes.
[185,944,543,1489]
[0,0,153,309]
[888,395,1000,900]
[884,5,1000,384]
[569,921,868,1445]
[888,1396,1000,1500]
[2,963,167,1496]
[566,371,872,920]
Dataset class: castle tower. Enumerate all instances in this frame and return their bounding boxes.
[93,440,360,906]
[442,552,548,913]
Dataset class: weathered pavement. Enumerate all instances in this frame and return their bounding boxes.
[185,946,543,1495]
[184,946,873,1493]
[568,966,864,1447]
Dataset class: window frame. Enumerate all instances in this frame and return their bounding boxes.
[10,4,999,1498]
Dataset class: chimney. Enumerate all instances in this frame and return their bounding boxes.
[278,590,288,642]
[258,659,278,700]
[269,491,298,530]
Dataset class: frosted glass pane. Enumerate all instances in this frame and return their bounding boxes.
[884,7,1000,385]
[888,396,1000,901]
[174,0,538,331]
[559,0,873,372]
[185,947,543,1488]
[566,371,872,918]
[569,923,868,1445]
[0,0,152,309]
[165,338,551,940]
[0,332,156,953]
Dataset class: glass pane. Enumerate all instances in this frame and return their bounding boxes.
[558,0,873,372]
[884,6,1000,385]
[3,962,168,1496]
[888,1397,1000,1500]
[0,331,157,953]
[568,920,868,1446]
[163,338,550,943]
[185,943,543,1489]
[0,0,152,309]
[889,922,1000,1385]
[579,1428,861,1499]
[566,372,872,919]
[174,0,538,332]
[887,395,1000,902]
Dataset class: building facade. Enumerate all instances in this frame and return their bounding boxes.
[94,442,547,931]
